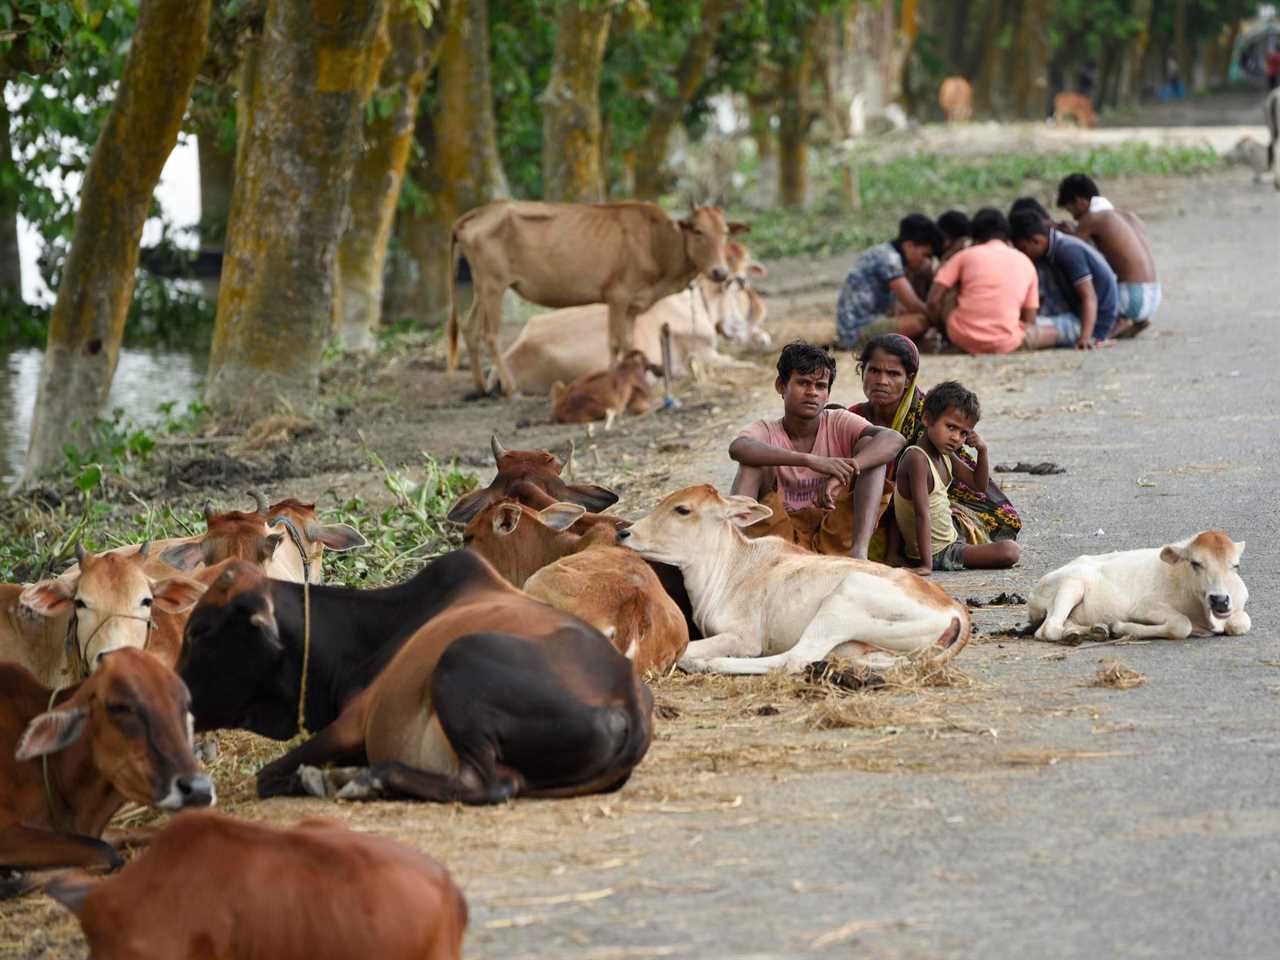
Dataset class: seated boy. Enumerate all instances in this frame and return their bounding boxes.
[730,341,905,559]
[834,214,944,348]
[888,381,1020,575]
[1009,210,1119,349]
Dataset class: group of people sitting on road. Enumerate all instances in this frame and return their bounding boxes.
[730,339,1021,576]
[835,173,1160,354]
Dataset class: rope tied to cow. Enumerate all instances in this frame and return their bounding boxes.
[270,514,313,737]
[65,610,154,682]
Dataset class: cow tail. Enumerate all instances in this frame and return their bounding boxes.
[446,227,462,374]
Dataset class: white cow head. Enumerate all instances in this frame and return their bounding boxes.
[617,484,772,567]
[1159,531,1247,633]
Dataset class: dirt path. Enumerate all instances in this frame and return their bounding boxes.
[6,169,1280,959]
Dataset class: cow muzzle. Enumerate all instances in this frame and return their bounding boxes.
[1208,593,1232,617]
[160,772,216,811]
[708,266,729,283]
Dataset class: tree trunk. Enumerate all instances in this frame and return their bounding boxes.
[397,0,507,331]
[747,92,777,208]
[776,48,813,209]
[336,4,447,351]
[204,0,387,419]
[0,92,22,301]
[541,0,613,203]
[194,114,234,303]
[1121,0,1154,104]
[1173,0,1190,93]
[20,0,211,482]
[1010,0,1049,118]
[632,0,733,201]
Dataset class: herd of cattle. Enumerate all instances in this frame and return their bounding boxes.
[0,426,1252,955]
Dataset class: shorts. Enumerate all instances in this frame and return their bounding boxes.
[1117,281,1162,321]
[931,540,968,572]
[1032,312,1082,347]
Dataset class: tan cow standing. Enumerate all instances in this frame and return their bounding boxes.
[447,201,747,397]
[498,247,768,397]
[618,485,970,674]
[939,76,973,123]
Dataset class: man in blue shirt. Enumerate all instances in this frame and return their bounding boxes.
[1010,210,1118,349]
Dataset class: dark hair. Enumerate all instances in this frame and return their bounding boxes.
[971,207,1010,243]
[937,210,971,242]
[895,213,944,257]
[1056,173,1099,206]
[1009,209,1050,243]
[857,334,919,379]
[923,380,981,423]
[1009,196,1051,225]
[777,340,836,387]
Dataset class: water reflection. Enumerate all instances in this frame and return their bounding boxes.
[0,347,206,484]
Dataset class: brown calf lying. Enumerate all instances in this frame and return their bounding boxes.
[551,349,664,429]
[0,647,211,878]
[46,810,467,960]
[464,501,689,674]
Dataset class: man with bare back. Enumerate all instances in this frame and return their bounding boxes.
[1056,174,1160,339]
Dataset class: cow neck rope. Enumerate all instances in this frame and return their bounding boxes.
[66,609,154,682]
[270,515,313,736]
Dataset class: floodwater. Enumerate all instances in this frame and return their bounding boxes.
[0,346,205,484]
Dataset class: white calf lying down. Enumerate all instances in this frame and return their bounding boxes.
[1029,531,1250,641]
[617,485,970,674]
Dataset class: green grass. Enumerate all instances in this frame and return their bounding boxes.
[734,144,1222,260]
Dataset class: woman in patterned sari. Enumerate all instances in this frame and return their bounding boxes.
[848,333,1021,560]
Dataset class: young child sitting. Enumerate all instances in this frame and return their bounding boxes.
[888,381,1020,575]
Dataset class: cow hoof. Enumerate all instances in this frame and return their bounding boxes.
[677,656,713,674]
[336,770,385,802]
[297,765,334,799]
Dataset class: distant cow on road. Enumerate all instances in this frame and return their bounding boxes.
[939,76,973,123]
[1053,92,1097,128]
[447,201,748,398]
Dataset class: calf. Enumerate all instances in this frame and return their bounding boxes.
[45,810,466,960]
[0,647,212,876]
[1053,91,1097,128]
[617,485,970,674]
[11,546,205,687]
[551,350,663,429]
[464,500,689,673]
[1029,531,1250,641]
[939,76,973,123]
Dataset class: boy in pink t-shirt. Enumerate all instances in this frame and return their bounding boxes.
[729,341,906,559]
[926,208,1039,355]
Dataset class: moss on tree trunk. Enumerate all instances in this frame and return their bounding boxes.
[541,0,613,203]
[20,0,211,482]
[204,0,388,419]
[0,93,22,299]
[336,6,446,352]
[777,50,814,209]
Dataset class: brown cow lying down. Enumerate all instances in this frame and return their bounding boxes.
[0,647,211,880]
[551,349,664,429]
[499,243,768,397]
[464,500,689,674]
[45,810,467,960]
[618,485,970,674]
[190,551,653,803]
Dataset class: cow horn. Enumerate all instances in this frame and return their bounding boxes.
[490,434,507,462]
[203,500,216,522]
[74,542,87,562]
[137,540,151,559]
[247,490,269,514]
[563,438,577,480]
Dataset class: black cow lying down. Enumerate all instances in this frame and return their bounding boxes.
[180,551,653,803]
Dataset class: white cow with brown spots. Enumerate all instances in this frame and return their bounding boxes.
[616,485,970,674]
[1029,530,1250,641]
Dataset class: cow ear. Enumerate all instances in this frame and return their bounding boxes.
[309,522,369,552]
[722,496,773,528]
[157,540,205,572]
[43,872,96,917]
[259,532,285,564]
[562,483,620,513]
[1159,545,1184,565]
[492,503,523,536]
[18,579,74,618]
[151,576,207,615]
[447,489,492,525]
[727,222,751,236]
[1234,540,1245,562]
[16,707,88,760]
[747,261,767,277]
[678,218,694,232]
[538,502,586,532]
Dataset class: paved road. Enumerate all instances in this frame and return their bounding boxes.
[461,175,1279,960]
